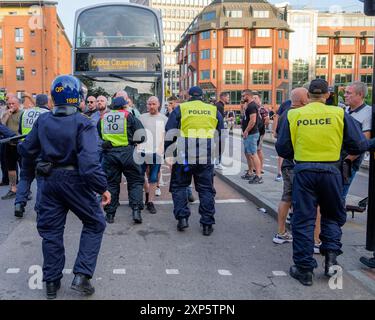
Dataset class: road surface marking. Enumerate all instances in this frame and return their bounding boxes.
[218,270,232,276]
[166,269,180,275]
[6,268,20,274]
[120,199,245,205]
[113,269,126,275]
[62,269,72,274]
[272,271,287,276]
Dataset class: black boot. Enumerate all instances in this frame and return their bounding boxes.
[202,224,214,236]
[105,213,114,224]
[177,218,188,231]
[46,279,61,300]
[289,265,313,286]
[14,203,25,218]
[71,273,95,295]
[325,251,339,277]
[133,209,142,224]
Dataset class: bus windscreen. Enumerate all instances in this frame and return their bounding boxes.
[76,5,161,48]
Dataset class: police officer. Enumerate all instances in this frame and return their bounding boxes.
[18,75,111,299]
[276,79,369,286]
[99,96,145,224]
[14,94,50,218]
[165,86,224,236]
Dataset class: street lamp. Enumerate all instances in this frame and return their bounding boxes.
[360,0,375,267]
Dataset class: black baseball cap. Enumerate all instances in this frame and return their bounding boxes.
[110,97,128,109]
[36,94,48,106]
[309,79,329,94]
[188,86,203,97]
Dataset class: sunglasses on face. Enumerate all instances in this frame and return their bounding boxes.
[87,101,96,104]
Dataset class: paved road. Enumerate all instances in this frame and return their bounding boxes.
[0,168,374,300]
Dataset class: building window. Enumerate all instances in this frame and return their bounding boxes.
[316,55,327,68]
[229,29,242,37]
[15,28,24,42]
[212,70,216,79]
[285,32,289,39]
[278,30,283,39]
[16,48,24,61]
[0,29,2,39]
[278,69,282,79]
[192,35,196,43]
[228,91,242,105]
[223,48,244,64]
[257,29,270,37]
[292,59,309,89]
[0,65,3,78]
[200,70,210,80]
[200,31,210,40]
[284,49,289,60]
[212,49,216,59]
[317,37,328,45]
[31,69,36,76]
[0,47,2,59]
[335,55,354,69]
[258,91,271,104]
[254,11,269,18]
[200,49,210,60]
[202,11,216,21]
[250,48,272,64]
[251,70,271,84]
[284,70,288,79]
[341,38,355,45]
[276,90,283,105]
[334,74,353,85]
[17,91,25,101]
[360,74,373,84]
[368,38,374,45]
[224,70,244,85]
[16,67,25,81]
[361,55,373,69]
[225,10,242,18]
[30,30,35,37]
[316,74,327,80]
[31,50,36,56]
[213,31,216,39]
[192,53,196,62]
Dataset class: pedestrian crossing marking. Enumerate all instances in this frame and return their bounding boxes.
[113,269,126,275]
[272,271,287,276]
[166,269,180,275]
[6,268,20,274]
[218,270,232,276]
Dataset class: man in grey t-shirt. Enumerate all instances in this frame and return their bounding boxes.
[342,81,372,197]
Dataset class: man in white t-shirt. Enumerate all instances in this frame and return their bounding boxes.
[342,81,372,197]
[138,96,168,214]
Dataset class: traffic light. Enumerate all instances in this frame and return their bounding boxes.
[363,0,375,16]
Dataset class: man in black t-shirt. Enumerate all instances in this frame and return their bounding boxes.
[214,92,229,170]
[241,90,263,184]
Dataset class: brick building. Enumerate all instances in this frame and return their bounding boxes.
[175,0,291,111]
[0,0,72,105]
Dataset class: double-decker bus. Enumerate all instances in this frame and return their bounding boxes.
[73,3,164,113]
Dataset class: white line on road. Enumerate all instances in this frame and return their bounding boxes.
[120,199,246,205]
[6,268,20,274]
[166,269,180,275]
[272,271,287,276]
[62,269,72,274]
[113,269,126,275]
[218,270,232,276]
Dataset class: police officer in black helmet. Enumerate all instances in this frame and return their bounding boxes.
[18,75,111,299]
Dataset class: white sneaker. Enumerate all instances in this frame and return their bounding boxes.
[155,187,161,197]
[314,242,322,254]
[215,164,224,170]
[273,231,293,244]
[275,174,282,182]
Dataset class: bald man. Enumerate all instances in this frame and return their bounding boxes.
[273,87,309,245]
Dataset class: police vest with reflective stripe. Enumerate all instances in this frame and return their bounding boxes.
[101,110,129,147]
[21,107,50,135]
[180,101,218,139]
[287,102,344,162]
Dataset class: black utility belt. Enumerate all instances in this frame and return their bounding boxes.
[36,162,77,177]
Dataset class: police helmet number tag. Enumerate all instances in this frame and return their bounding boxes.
[104,112,125,134]
[24,110,42,128]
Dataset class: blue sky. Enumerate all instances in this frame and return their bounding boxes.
[57,0,364,42]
